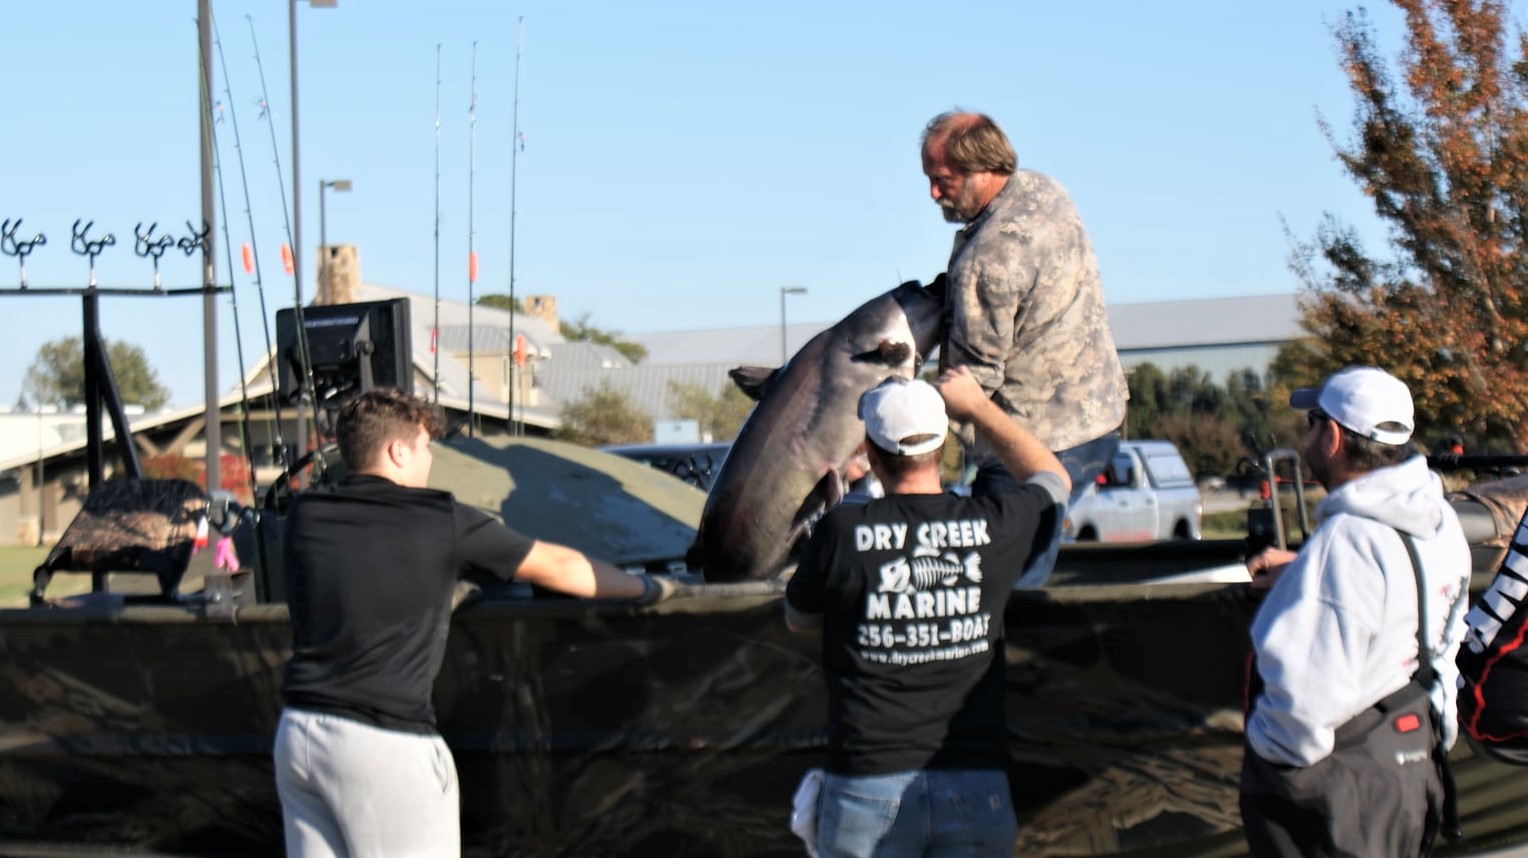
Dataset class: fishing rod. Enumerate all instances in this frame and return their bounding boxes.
[433,44,442,405]
[248,14,320,478]
[247,16,295,270]
[1429,454,1528,473]
[205,15,259,504]
[204,17,276,594]
[214,12,286,475]
[508,17,522,437]
[467,41,478,438]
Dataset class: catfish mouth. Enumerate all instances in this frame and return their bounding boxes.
[849,340,912,366]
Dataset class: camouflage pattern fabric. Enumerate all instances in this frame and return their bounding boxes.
[943,169,1128,460]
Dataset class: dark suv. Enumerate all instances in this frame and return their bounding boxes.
[600,442,731,491]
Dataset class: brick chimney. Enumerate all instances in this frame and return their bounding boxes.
[524,294,558,329]
[315,244,360,305]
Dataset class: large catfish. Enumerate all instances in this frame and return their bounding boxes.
[694,279,945,582]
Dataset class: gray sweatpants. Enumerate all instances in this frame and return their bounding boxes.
[275,708,461,858]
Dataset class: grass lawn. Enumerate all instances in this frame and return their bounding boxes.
[1201,516,1249,541]
[0,546,87,607]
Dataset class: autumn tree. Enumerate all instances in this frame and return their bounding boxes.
[141,452,254,504]
[553,383,651,446]
[23,336,171,410]
[668,380,755,441]
[1293,0,1528,451]
[1147,412,1247,482]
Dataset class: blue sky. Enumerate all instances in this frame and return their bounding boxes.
[2,0,1407,408]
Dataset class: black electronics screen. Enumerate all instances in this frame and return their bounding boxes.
[275,298,412,405]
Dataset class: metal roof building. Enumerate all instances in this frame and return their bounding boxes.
[543,292,1307,423]
[249,246,1308,435]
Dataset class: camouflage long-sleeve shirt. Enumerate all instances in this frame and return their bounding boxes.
[943,169,1127,460]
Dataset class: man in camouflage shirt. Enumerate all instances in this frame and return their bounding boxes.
[922,111,1127,584]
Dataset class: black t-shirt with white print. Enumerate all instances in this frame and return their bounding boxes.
[786,482,1059,776]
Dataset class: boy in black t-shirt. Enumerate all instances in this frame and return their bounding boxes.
[275,389,652,858]
[786,367,1069,858]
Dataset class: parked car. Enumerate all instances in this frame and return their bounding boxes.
[1064,439,1202,542]
[600,441,731,491]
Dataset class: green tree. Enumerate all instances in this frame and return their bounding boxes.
[23,336,170,410]
[1293,0,1528,451]
[1124,362,1305,478]
[1124,363,1169,439]
[553,383,651,446]
[475,293,523,313]
[1126,363,1226,433]
[1222,366,1307,456]
[668,380,755,441]
[560,313,648,364]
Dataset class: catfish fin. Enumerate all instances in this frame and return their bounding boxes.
[728,365,779,401]
[923,272,948,302]
[784,470,847,566]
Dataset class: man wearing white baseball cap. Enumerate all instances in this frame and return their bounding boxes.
[785,366,1069,858]
[1241,366,1471,857]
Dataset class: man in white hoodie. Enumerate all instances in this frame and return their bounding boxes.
[1241,366,1470,858]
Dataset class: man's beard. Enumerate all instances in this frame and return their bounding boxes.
[1306,438,1333,489]
[940,186,986,223]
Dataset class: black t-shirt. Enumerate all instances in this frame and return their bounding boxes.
[282,474,533,733]
[785,485,1058,775]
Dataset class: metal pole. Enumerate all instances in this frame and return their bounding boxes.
[289,0,308,467]
[83,295,104,487]
[35,409,43,546]
[466,42,477,438]
[432,43,441,404]
[779,288,787,365]
[200,0,221,496]
[289,2,304,314]
[779,286,806,364]
[318,180,326,300]
[508,18,522,436]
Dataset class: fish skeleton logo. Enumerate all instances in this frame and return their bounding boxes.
[878,547,982,593]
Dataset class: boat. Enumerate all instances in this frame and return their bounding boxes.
[4,435,1528,857]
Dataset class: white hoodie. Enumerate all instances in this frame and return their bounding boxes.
[1246,455,1471,767]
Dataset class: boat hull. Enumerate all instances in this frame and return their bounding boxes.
[3,565,1526,856]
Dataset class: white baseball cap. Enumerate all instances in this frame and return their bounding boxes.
[858,377,948,456]
[1289,366,1414,446]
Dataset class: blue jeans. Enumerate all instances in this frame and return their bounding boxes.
[816,769,1017,858]
[971,433,1120,588]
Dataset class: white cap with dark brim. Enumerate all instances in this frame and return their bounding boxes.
[1289,366,1415,446]
[858,377,948,456]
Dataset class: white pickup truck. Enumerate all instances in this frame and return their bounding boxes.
[1064,440,1203,542]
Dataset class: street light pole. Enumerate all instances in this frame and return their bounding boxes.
[289,0,336,474]
[780,286,807,364]
[198,0,220,499]
[288,0,338,310]
[318,179,351,302]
